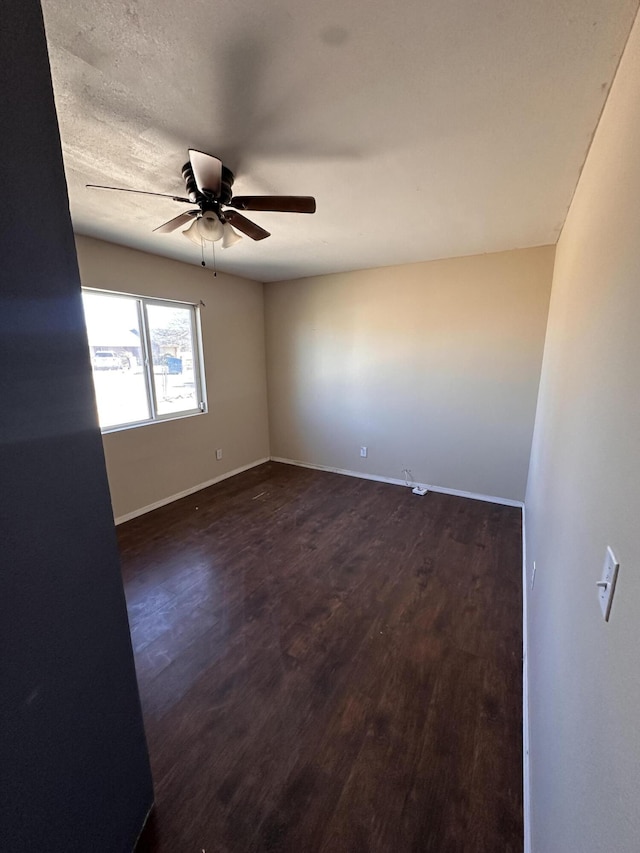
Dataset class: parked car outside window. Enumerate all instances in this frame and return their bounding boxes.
[93,351,121,370]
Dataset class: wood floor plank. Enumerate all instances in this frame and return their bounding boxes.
[124,462,523,853]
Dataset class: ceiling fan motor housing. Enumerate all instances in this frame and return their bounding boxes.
[181,161,234,205]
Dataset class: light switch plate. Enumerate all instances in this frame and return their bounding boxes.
[598,546,619,621]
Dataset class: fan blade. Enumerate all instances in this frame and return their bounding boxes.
[224,210,270,241]
[86,184,191,203]
[229,195,316,213]
[188,150,223,198]
[153,211,199,233]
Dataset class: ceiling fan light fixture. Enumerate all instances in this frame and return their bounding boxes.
[222,222,242,248]
[196,210,224,242]
[182,218,203,245]
[182,211,225,245]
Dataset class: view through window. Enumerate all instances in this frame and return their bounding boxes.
[81,289,205,430]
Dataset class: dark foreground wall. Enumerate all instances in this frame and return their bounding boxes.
[0,2,153,850]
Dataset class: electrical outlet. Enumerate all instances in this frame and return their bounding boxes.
[531,561,536,590]
[216,448,223,460]
[360,446,368,458]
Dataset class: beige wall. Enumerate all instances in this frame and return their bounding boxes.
[75,236,270,520]
[265,247,554,502]
[525,12,640,853]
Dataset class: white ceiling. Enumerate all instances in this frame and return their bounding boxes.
[43,0,638,282]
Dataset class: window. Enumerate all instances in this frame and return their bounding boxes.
[81,289,206,431]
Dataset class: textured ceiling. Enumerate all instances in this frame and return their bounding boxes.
[42,0,638,282]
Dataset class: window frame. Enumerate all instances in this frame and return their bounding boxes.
[82,287,208,434]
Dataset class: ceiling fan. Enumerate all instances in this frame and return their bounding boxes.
[87,149,316,248]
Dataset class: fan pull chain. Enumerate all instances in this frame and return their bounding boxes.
[200,238,205,267]
[211,240,217,277]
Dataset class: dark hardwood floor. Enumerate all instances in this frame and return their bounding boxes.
[122,462,523,853]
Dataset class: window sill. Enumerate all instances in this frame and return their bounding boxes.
[100,408,207,436]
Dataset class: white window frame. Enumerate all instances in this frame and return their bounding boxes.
[83,287,208,433]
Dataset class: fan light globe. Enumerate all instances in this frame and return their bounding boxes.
[182,219,202,245]
[197,211,224,241]
[182,211,224,245]
[222,223,242,249]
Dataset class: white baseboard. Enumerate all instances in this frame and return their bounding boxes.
[114,457,270,525]
[270,456,524,508]
[522,505,531,853]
